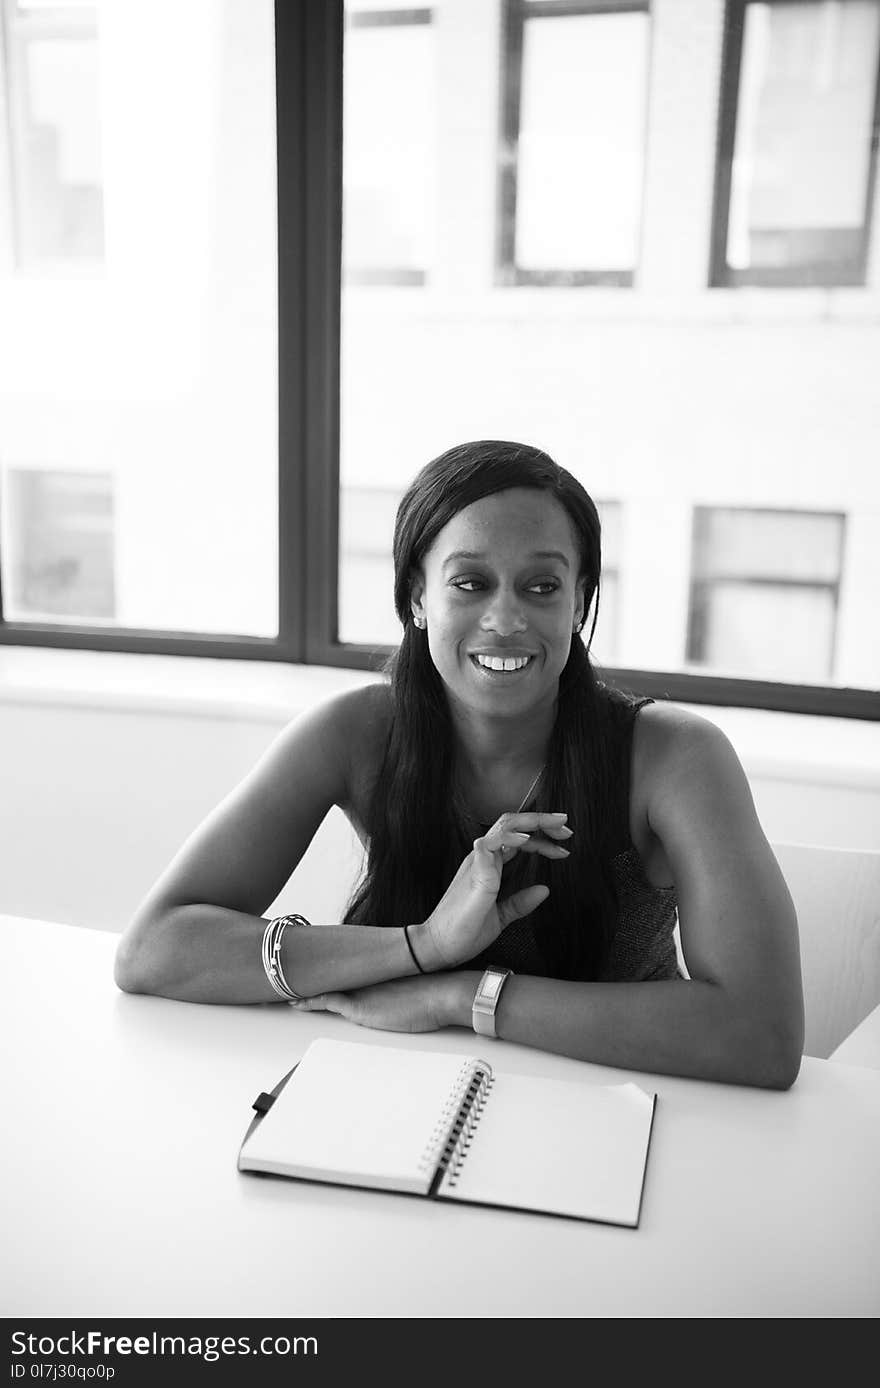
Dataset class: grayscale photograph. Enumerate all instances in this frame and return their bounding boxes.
[1,0,878,1352]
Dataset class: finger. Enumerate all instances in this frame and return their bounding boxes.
[475,829,531,858]
[492,812,568,830]
[488,812,573,841]
[512,839,571,859]
[497,884,550,927]
[290,992,348,1014]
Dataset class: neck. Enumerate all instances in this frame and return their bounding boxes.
[446,687,557,781]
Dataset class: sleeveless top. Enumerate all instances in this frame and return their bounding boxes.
[464,698,681,983]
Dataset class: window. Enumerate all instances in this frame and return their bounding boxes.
[2,0,104,269]
[712,0,880,287]
[0,0,281,651]
[687,508,845,682]
[0,466,114,619]
[342,3,434,285]
[2,1,878,720]
[498,0,650,286]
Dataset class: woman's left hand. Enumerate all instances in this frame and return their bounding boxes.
[289,973,459,1033]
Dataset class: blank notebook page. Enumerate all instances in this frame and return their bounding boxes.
[240,1038,481,1195]
[437,1073,655,1227]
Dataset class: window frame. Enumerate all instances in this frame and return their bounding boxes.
[685,505,846,681]
[710,0,880,289]
[0,0,877,720]
[0,0,321,663]
[496,0,650,288]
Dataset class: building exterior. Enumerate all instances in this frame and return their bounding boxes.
[1,0,878,693]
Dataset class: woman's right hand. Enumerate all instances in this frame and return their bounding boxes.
[415,812,573,969]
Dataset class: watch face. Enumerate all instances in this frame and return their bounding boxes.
[480,972,505,1001]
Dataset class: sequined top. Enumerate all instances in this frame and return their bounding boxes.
[466,698,681,983]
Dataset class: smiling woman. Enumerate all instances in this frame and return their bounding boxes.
[114,440,805,1090]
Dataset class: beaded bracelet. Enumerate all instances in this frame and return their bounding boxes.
[261,913,311,1002]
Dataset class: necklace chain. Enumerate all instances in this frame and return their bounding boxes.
[515,764,545,813]
[458,763,546,830]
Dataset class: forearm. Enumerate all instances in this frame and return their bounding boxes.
[114,904,442,1004]
[447,972,801,1090]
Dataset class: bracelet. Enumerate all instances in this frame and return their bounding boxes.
[261,913,311,1002]
[403,924,426,975]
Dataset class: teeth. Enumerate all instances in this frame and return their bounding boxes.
[475,654,531,672]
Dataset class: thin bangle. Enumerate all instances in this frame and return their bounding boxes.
[403,924,426,975]
[261,914,311,1002]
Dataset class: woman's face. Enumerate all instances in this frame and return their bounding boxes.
[411,487,587,718]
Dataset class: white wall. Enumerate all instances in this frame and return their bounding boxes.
[2,649,877,935]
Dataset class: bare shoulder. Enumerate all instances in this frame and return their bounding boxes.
[633,700,740,773]
[329,679,392,752]
[631,700,760,844]
[280,680,391,803]
[321,680,392,816]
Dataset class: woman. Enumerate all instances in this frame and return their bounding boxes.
[115,441,804,1088]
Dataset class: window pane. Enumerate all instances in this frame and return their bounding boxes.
[338,0,879,695]
[688,508,844,677]
[694,581,837,681]
[0,0,279,636]
[1,467,114,619]
[342,16,434,280]
[338,485,400,646]
[694,508,844,583]
[16,26,104,264]
[516,11,649,271]
[727,0,880,273]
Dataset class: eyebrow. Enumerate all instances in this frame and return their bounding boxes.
[442,550,571,570]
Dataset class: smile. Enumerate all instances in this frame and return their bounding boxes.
[470,654,535,674]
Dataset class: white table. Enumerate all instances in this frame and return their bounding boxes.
[2,915,879,1318]
[830,1002,880,1069]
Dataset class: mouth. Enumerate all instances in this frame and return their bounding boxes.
[469,653,537,678]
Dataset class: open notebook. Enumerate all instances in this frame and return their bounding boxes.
[238,1038,657,1227]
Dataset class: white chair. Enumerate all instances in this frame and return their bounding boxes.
[771,842,880,1061]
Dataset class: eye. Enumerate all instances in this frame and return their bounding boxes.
[450,576,486,593]
[528,579,561,595]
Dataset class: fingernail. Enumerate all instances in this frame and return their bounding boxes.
[549,812,568,819]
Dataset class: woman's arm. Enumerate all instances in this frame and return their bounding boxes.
[113,686,411,1002]
[307,708,804,1089]
[114,686,568,1004]
[451,706,804,1088]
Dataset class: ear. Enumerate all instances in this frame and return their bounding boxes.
[409,572,426,626]
[573,577,588,634]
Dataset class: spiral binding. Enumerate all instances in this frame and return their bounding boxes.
[417,1059,487,1179]
[436,1067,495,1188]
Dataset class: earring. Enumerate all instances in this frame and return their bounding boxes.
[413,615,426,629]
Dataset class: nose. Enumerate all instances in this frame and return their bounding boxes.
[479,586,528,637]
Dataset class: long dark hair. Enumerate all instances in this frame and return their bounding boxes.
[344,440,637,979]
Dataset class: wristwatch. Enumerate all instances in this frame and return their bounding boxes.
[472,967,513,1038]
